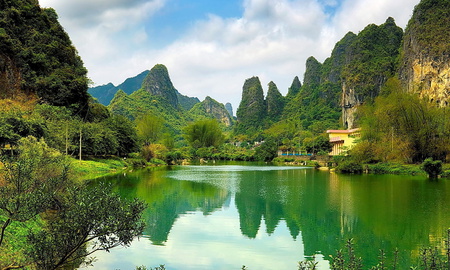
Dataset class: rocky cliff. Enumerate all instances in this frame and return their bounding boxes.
[190,96,233,127]
[225,103,233,117]
[235,76,266,134]
[320,18,403,128]
[142,64,179,108]
[266,81,285,122]
[400,0,450,106]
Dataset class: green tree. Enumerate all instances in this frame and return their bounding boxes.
[79,121,118,156]
[357,79,450,163]
[254,139,278,161]
[26,184,145,270]
[136,114,164,146]
[105,115,139,156]
[421,158,443,178]
[184,119,225,149]
[0,110,46,147]
[0,136,146,269]
[0,136,69,247]
[0,1,90,114]
[304,134,332,155]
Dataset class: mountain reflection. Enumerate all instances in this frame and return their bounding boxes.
[95,165,450,268]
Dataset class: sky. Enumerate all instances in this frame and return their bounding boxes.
[38,0,420,110]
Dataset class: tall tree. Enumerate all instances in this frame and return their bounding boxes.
[136,114,164,146]
[184,119,225,149]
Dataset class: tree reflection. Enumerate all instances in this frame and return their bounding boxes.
[96,166,450,269]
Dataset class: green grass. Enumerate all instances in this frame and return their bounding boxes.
[70,157,128,180]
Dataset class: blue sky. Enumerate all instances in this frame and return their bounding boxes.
[145,0,243,47]
[39,0,419,109]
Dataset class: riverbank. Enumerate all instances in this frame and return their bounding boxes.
[274,156,450,177]
[70,156,166,180]
[70,155,450,180]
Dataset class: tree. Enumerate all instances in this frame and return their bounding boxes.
[104,115,139,156]
[254,139,278,162]
[357,80,450,163]
[0,136,68,248]
[304,134,332,155]
[136,114,164,146]
[184,119,225,149]
[0,136,146,269]
[26,184,146,270]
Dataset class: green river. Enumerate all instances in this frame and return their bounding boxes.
[87,163,450,269]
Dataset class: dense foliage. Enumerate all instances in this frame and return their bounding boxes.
[0,0,89,114]
[235,77,267,134]
[353,78,450,163]
[266,81,285,122]
[340,17,403,100]
[0,137,146,269]
[184,119,225,149]
[403,0,450,58]
[421,158,443,178]
[188,96,233,127]
[0,99,139,157]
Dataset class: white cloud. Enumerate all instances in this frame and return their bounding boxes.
[38,0,166,85]
[38,0,420,109]
[141,0,330,108]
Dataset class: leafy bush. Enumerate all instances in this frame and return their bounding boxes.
[421,158,443,178]
[254,139,278,162]
[336,160,363,174]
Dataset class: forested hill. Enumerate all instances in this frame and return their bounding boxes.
[0,0,89,114]
[88,70,150,106]
[236,0,450,135]
[89,67,201,110]
[107,64,233,136]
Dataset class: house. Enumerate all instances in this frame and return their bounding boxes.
[326,128,360,156]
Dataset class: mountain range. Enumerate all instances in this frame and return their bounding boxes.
[1,0,449,140]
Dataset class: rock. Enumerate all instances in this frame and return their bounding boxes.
[142,64,179,108]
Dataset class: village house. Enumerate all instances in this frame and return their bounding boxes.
[326,128,361,156]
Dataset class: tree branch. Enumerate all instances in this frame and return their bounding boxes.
[0,218,12,247]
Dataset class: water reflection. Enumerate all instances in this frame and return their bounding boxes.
[92,165,450,269]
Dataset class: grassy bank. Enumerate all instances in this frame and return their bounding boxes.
[70,157,129,180]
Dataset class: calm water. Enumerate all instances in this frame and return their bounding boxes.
[87,163,450,270]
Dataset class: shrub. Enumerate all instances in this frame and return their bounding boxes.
[336,160,363,174]
[141,144,168,162]
[421,158,443,178]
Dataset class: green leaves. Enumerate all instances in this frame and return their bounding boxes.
[0,136,146,269]
[26,184,146,270]
[184,119,225,149]
[0,0,89,113]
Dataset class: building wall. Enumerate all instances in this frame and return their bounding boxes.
[327,129,360,156]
